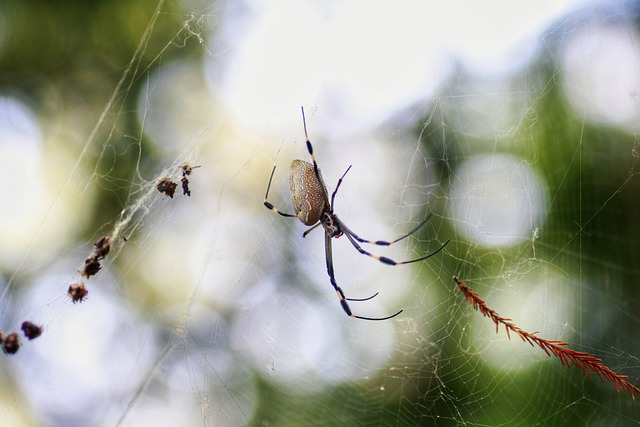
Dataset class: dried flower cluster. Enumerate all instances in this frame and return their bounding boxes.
[67,236,111,303]
[68,282,89,303]
[80,236,111,279]
[157,163,200,198]
[1,321,44,356]
[156,177,178,198]
[453,276,640,398]
[180,163,200,197]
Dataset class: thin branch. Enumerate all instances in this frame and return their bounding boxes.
[453,276,640,399]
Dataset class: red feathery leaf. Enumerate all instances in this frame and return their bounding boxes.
[453,276,639,399]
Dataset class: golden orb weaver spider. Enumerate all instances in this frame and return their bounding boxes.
[264,107,450,321]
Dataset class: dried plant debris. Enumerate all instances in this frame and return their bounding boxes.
[181,176,191,196]
[180,163,200,197]
[68,282,88,303]
[180,163,200,177]
[80,236,112,279]
[93,236,111,259]
[157,163,199,198]
[2,332,20,355]
[81,256,102,278]
[157,177,178,198]
[0,321,44,356]
[21,321,43,340]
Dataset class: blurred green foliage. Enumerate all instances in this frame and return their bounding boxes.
[0,0,200,235]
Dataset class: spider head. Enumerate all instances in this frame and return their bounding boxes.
[322,212,343,238]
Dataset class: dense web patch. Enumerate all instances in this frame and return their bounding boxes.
[0,1,639,427]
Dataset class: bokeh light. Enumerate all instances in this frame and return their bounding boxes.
[449,154,547,247]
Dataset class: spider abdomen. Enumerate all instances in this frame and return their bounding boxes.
[289,159,327,226]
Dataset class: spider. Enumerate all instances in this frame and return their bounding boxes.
[264,107,449,321]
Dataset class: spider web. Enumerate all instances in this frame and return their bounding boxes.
[0,0,639,426]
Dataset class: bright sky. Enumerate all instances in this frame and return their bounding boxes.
[208,0,591,128]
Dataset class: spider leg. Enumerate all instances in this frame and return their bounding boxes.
[325,233,403,321]
[264,166,297,218]
[341,213,437,247]
[299,107,352,216]
[302,222,322,238]
[338,217,450,265]
[301,106,324,187]
[330,165,352,209]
